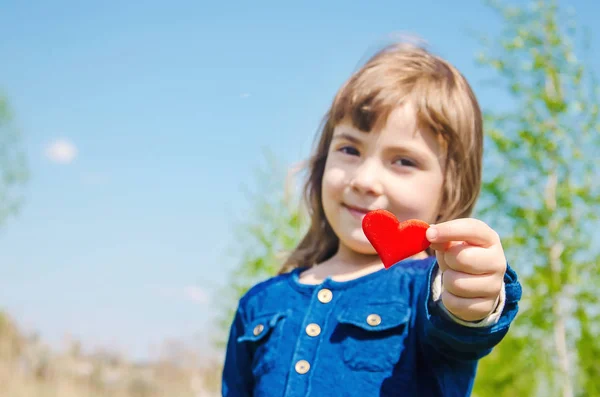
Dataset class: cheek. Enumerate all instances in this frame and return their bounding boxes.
[388,172,444,219]
[321,165,347,197]
[421,172,444,198]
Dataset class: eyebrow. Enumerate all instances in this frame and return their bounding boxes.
[331,132,363,144]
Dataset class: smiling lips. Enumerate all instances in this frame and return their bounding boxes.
[343,204,373,219]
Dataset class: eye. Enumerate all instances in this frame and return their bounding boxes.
[339,145,360,156]
[393,157,417,167]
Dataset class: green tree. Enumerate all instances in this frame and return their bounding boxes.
[472,1,600,396]
[0,92,28,372]
[0,92,28,228]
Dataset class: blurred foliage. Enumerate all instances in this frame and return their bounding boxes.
[0,312,221,397]
[472,1,600,396]
[0,92,28,228]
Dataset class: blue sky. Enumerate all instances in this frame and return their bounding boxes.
[0,0,598,361]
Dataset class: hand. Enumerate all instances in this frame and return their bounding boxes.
[426,218,506,322]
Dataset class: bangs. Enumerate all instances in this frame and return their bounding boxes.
[327,53,461,154]
[328,67,409,133]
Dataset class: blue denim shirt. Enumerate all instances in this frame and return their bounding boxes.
[222,256,521,396]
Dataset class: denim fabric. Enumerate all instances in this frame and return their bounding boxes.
[222,256,521,397]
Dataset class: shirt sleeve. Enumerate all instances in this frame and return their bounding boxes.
[221,305,254,397]
[417,260,522,362]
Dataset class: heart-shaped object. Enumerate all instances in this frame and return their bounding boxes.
[362,209,431,269]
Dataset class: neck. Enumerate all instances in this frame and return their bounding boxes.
[297,242,429,285]
[330,242,429,271]
[332,243,383,270]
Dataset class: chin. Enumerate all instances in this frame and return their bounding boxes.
[355,245,377,255]
[342,235,377,255]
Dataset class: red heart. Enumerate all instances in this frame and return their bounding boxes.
[362,209,431,269]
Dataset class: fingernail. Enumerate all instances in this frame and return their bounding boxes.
[427,227,438,241]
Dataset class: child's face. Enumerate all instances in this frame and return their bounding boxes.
[322,102,445,256]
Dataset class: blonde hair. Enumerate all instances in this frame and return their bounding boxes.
[279,41,483,274]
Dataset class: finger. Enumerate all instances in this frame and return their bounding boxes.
[443,243,506,275]
[441,291,497,322]
[429,239,466,253]
[433,240,462,273]
[429,241,453,252]
[427,218,500,248]
[442,269,502,299]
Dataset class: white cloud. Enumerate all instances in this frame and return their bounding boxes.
[239,93,251,99]
[45,139,78,164]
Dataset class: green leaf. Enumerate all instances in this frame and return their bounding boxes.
[474,1,600,395]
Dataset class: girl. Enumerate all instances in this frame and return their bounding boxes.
[222,42,521,396]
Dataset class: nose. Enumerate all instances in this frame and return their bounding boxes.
[349,158,384,196]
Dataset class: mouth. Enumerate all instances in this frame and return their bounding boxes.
[342,204,373,219]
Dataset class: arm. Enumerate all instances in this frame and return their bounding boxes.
[417,218,522,361]
[430,267,506,328]
[222,306,254,397]
[418,260,521,361]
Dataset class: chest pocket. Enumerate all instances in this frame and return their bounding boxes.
[237,312,287,377]
[336,301,411,372]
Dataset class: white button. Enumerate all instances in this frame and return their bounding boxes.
[253,324,264,335]
[317,289,333,303]
[367,314,381,326]
[295,360,310,374]
[305,323,321,337]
